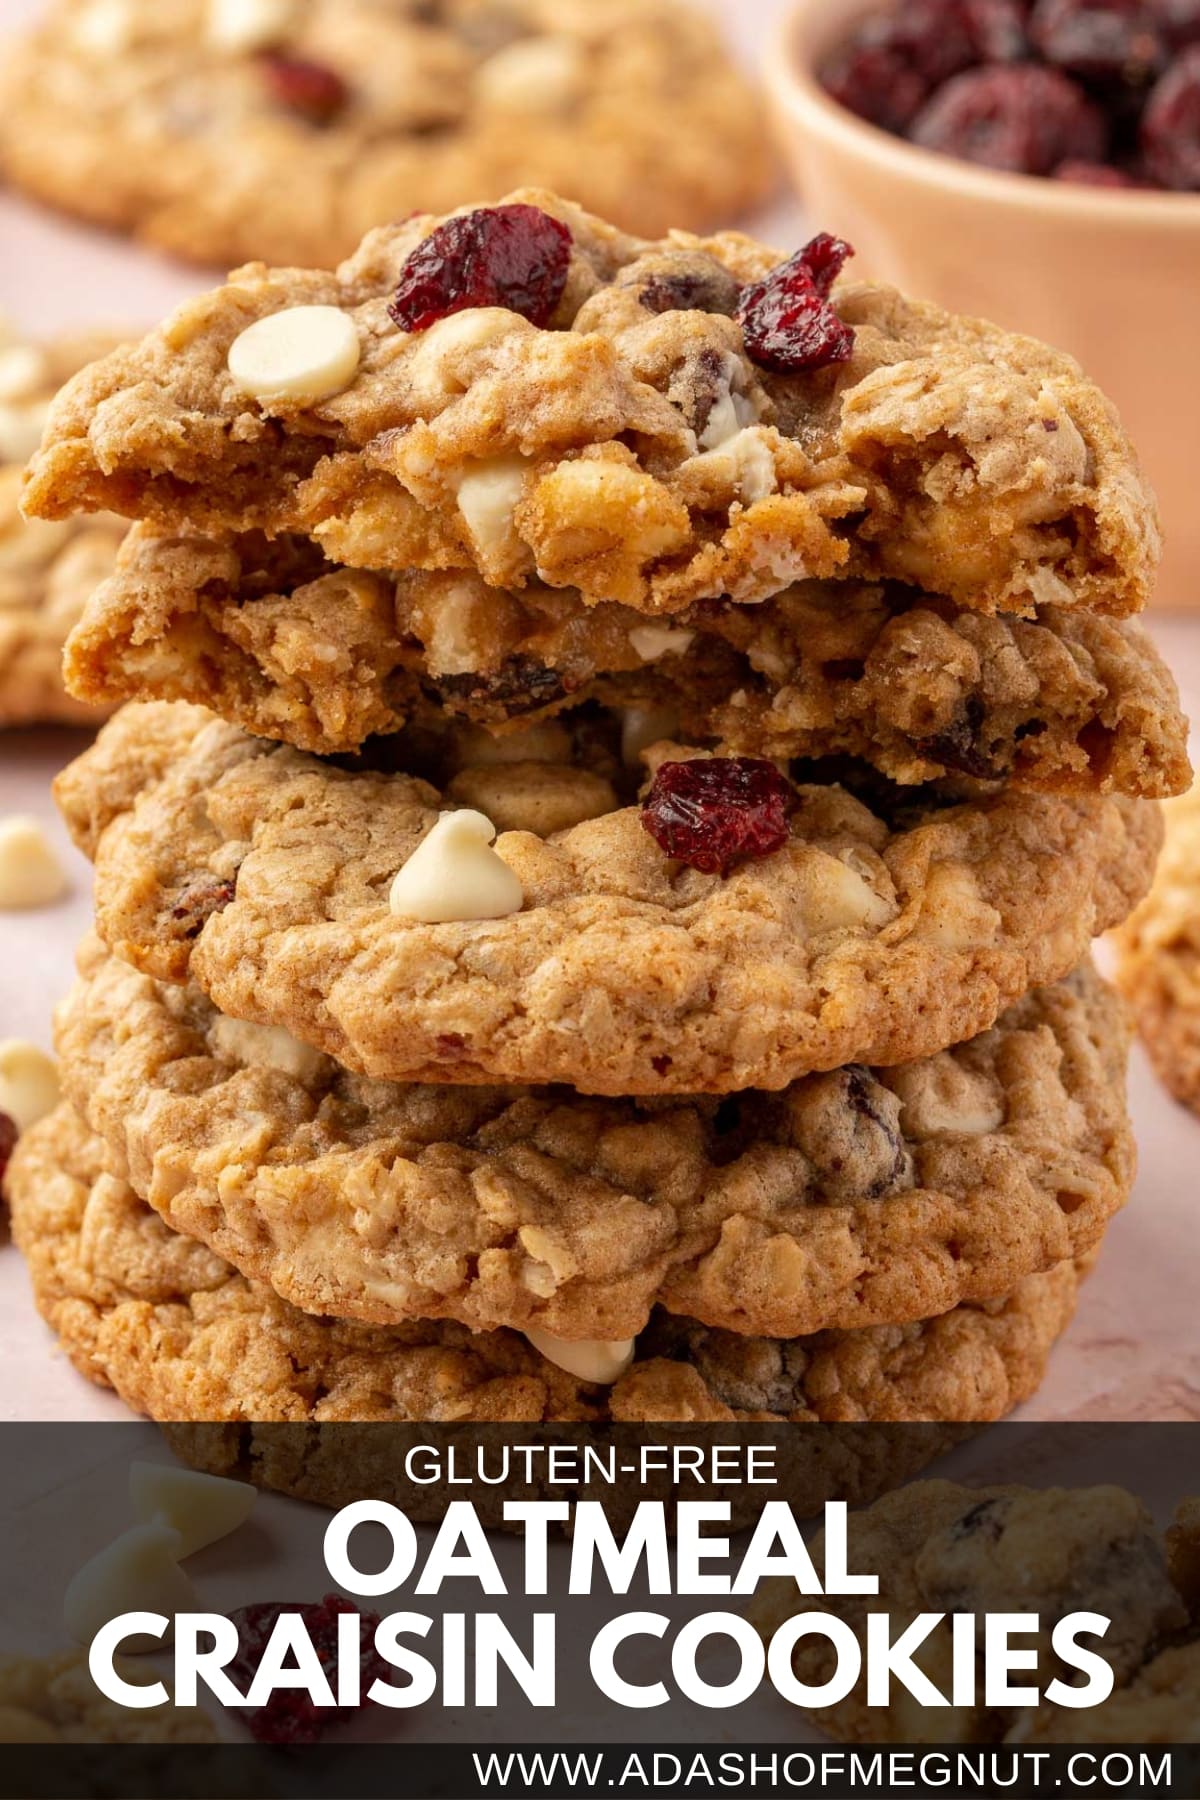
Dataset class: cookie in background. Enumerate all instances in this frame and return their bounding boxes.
[0,0,775,268]
[0,320,127,730]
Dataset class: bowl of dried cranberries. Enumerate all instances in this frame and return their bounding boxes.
[766,0,1200,605]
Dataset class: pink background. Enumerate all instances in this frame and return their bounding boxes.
[1,0,1197,1422]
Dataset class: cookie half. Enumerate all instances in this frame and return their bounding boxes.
[0,326,127,728]
[1115,782,1200,1112]
[9,1105,1086,1426]
[25,192,1158,618]
[0,2,772,267]
[62,526,1190,793]
[749,1479,1200,1745]
[57,937,1132,1342]
[57,702,1161,1095]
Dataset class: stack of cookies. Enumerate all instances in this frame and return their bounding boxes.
[7,191,1189,1430]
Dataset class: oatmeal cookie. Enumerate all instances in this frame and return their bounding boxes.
[0,1,772,267]
[24,192,1158,618]
[1114,782,1200,1113]
[58,939,1132,1341]
[8,1105,1085,1426]
[57,702,1161,1095]
[0,1647,214,1743]
[749,1479,1200,1746]
[62,526,1190,794]
[0,325,127,728]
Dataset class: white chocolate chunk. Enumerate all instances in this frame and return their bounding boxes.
[524,1329,636,1386]
[228,306,360,405]
[477,36,585,112]
[0,347,48,405]
[914,864,1002,950]
[628,625,695,664]
[0,816,67,909]
[698,385,756,451]
[0,399,51,467]
[63,1523,195,1653]
[0,1040,60,1134]
[455,456,529,559]
[210,1015,326,1082]
[687,426,777,503]
[390,810,523,924]
[207,0,294,52]
[891,1058,1006,1141]
[71,0,132,54]
[799,854,895,935]
[129,1462,257,1558]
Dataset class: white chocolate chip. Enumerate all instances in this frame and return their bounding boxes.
[455,456,530,560]
[210,1015,326,1082]
[0,816,67,909]
[799,854,895,935]
[71,0,132,54]
[0,346,48,405]
[628,625,695,664]
[0,399,51,467]
[0,1040,60,1133]
[476,35,585,112]
[129,1461,257,1558]
[525,1330,636,1386]
[63,1523,195,1654]
[206,0,295,52]
[389,810,523,925]
[227,306,360,405]
[687,426,778,503]
[621,703,681,769]
[407,308,520,404]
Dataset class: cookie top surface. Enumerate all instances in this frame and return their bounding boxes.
[7,1104,1084,1425]
[1115,781,1200,1113]
[0,324,127,729]
[58,937,1132,1341]
[24,191,1159,618]
[57,700,1160,1095]
[0,2,772,268]
[63,524,1191,795]
[750,1478,1199,1746]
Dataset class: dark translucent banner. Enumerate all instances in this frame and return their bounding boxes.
[1,1422,1197,1795]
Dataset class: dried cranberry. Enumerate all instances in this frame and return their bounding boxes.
[820,40,936,132]
[260,53,350,124]
[1031,0,1164,79]
[1151,0,1200,50]
[170,875,237,940]
[911,63,1107,172]
[1142,44,1200,185]
[641,757,795,876]
[819,1,1029,131]
[1053,155,1146,179]
[965,0,1033,61]
[0,1111,17,1188]
[227,1594,386,1744]
[388,203,572,333]
[736,235,855,374]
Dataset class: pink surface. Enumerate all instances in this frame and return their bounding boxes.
[0,0,1197,1422]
